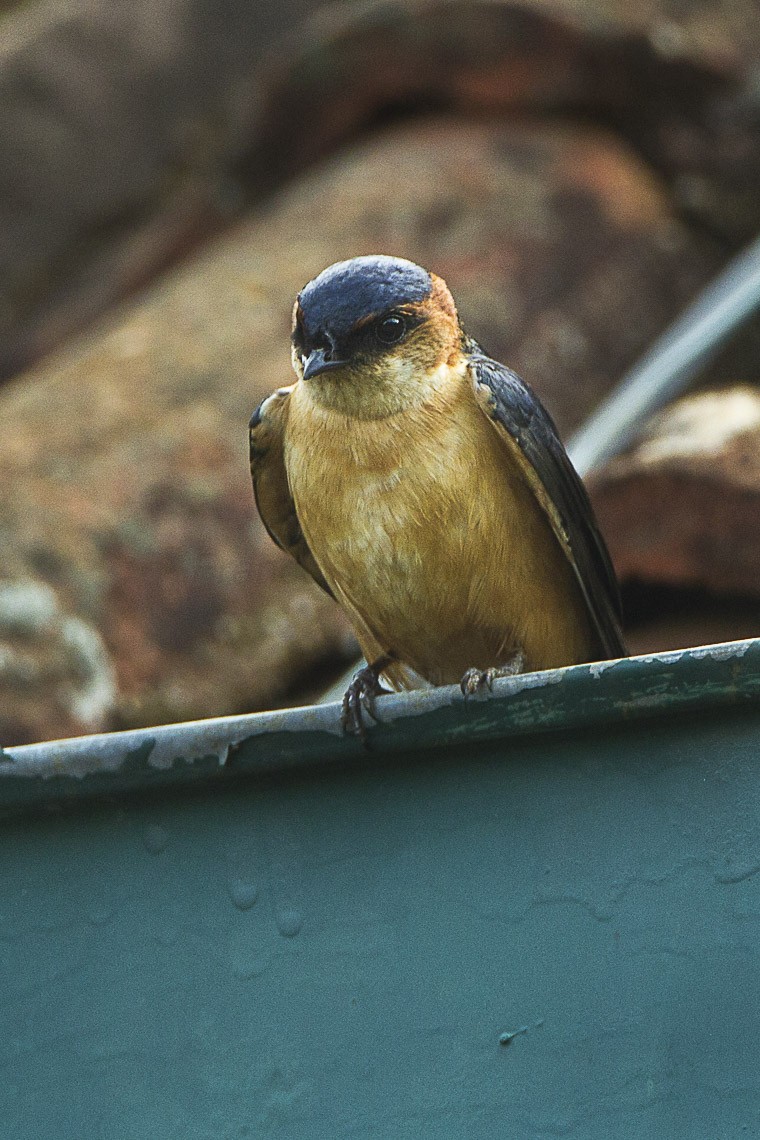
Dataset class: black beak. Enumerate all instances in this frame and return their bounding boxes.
[302,347,348,381]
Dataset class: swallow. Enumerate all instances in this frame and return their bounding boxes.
[250,255,626,737]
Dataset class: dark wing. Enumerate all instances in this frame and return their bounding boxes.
[249,387,334,598]
[469,351,626,659]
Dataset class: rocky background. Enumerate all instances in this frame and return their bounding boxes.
[1,0,759,744]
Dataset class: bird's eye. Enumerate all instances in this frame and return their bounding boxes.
[375,314,406,345]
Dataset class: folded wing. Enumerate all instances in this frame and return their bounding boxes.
[249,387,334,598]
[469,351,626,660]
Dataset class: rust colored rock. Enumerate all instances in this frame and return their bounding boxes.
[248,0,760,242]
[0,118,723,743]
[589,387,760,600]
[2,0,759,380]
[0,0,327,381]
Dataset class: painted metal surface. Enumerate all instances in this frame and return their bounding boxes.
[2,640,760,1137]
[3,639,760,807]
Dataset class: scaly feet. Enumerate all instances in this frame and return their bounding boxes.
[460,650,526,697]
[341,656,392,742]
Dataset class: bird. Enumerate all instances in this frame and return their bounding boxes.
[249,254,626,737]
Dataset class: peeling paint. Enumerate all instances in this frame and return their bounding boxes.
[634,649,686,668]
[1,638,759,804]
[690,641,751,662]
[144,730,244,772]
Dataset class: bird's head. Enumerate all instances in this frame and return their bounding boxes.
[291,255,463,418]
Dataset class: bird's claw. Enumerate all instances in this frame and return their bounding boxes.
[460,651,526,697]
[460,666,498,697]
[341,663,389,743]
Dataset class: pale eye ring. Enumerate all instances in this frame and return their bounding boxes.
[375,314,406,345]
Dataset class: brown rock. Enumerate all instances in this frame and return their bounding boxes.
[0,0,327,380]
[249,0,760,242]
[2,0,759,380]
[589,387,760,599]
[0,118,724,743]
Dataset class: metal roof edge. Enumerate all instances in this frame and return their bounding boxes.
[1,638,759,811]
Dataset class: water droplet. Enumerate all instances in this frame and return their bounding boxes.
[228,878,259,910]
[276,908,303,938]
[143,825,168,854]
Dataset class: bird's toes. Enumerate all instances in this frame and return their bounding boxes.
[460,652,526,698]
[340,664,388,744]
[460,667,490,697]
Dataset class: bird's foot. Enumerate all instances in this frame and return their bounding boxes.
[341,658,392,743]
[460,651,526,697]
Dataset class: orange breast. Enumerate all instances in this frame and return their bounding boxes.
[284,375,594,684]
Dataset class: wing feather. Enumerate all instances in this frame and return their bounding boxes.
[249,387,334,598]
[469,351,626,659]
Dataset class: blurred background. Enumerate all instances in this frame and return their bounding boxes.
[1,0,759,745]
